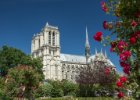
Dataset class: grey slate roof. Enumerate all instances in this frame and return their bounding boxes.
[60,53,86,63]
[60,53,114,66]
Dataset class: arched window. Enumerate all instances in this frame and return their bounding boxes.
[52,32,55,46]
[38,38,40,48]
[55,65,58,78]
[48,32,51,45]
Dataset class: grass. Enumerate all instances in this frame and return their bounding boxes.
[37,97,114,100]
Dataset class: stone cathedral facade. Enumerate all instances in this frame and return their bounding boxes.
[31,23,115,81]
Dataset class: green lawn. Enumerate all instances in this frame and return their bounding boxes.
[37,97,113,100]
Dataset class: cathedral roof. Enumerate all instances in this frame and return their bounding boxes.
[60,53,86,64]
[60,53,114,66]
[89,54,114,66]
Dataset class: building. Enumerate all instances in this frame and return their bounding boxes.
[31,23,115,81]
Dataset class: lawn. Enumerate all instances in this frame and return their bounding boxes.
[37,97,113,100]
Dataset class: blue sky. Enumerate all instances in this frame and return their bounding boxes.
[0,0,122,72]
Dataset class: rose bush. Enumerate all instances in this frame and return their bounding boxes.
[94,0,140,99]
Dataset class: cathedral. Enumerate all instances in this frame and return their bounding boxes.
[31,23,115,81]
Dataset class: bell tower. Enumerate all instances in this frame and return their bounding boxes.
[31,22,62,80]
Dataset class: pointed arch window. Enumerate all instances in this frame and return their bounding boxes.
[52,32,55,46]
[48,32,51,45]
[38,38,40,48]
[55,65,58,79]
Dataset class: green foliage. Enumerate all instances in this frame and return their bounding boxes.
[0,45,26,76]
[47,80,64,97]
[35,83,53,97]
[78,84,96,97]
[5,65,43,99]
[0,45,44,99]
[62,80,78,96]
[0,45,44,79]
[0,77,5,99]
[36,97,113,100]
[51,88,64,97]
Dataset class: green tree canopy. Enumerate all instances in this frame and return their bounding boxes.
[0,45,26,76]
[0,45,44,80]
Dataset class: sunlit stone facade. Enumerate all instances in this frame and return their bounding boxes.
[31,23,115,81]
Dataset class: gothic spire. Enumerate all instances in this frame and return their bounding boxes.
[105,50,107,58]
[45,22,49,27]
[100,48,103,55]
[85,27,90,63]
[85,26,90,48]
[95,48,97,55]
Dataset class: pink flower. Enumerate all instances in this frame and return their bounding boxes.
[117,40,128,52]
[118,92,124,98]
[129,37,136,44]
[102,7,108,12]
[105,67,110,75]
[110,47,114,52]
[103,21,108,29]
[93,32,102,41]
[101,1,108,12]
[131,20,137,28]
[116,81,123,87]
[120,76,127,83]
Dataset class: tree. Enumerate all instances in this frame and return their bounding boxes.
[0,45,44,80]
[0,46,26,76]
[47,80,64,97]
[5,65,43,100]
[0,45,44,99]
[76,60,117,97]
[62,79,78,96]
[35,82,53,98]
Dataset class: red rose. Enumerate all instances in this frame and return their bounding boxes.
[93,32,102,41]
[129,37,136,44]
[120,76,127,83]
[131,20,137,28]
[123,50,131,58]
[103,21,108,29]
[135,31,140,38]
[120,50,131,61]
[111,42,117,48]
[120,61,129,68]
[118,92,124,98]
[120,53,127,61]
[116,81,123,87]
[123,66,130,75]
[117,40,128,52]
